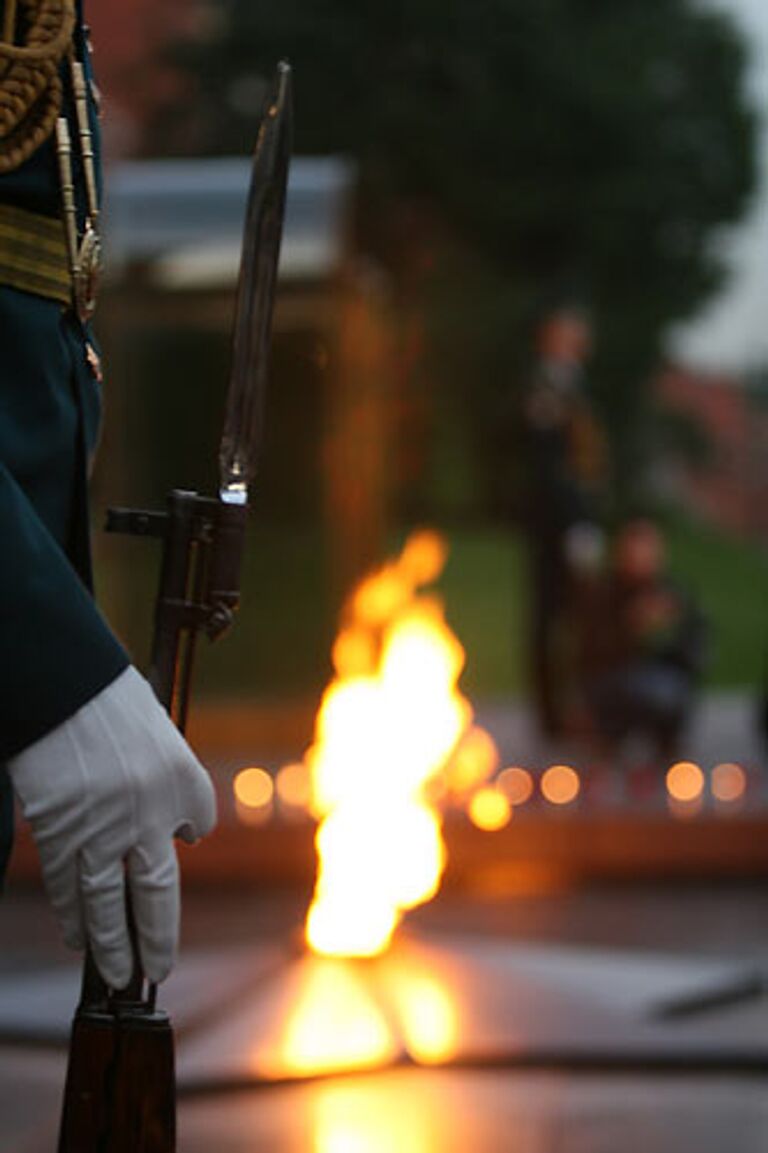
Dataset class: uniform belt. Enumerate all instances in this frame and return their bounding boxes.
[0,203,71,306]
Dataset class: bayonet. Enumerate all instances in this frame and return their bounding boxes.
[220,60,293,506]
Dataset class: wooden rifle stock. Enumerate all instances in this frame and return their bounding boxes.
[58,927,175,1152]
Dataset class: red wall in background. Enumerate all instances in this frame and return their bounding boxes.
[658,366,768,540]
[87,0,196,158]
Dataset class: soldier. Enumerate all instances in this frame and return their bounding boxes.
[0,0,216,989]
[522,304,606,737]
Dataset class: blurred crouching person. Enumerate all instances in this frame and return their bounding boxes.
[581,519,709,762]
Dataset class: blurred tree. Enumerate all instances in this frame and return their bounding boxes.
[148,0,756,517]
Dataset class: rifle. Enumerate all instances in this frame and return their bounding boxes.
[56,62,293,1153]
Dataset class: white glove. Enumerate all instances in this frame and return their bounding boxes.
[7,665,216,989]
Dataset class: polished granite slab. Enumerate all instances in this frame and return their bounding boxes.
[8,1057,768,1153]
[0,944,288,1044]
[1,931,764,1076]
[2,922,768,1152]
[175,934,768,1089]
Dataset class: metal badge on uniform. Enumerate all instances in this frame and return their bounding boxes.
[82,26,104,116]
[90,80,103,117]
[85,342,103,383]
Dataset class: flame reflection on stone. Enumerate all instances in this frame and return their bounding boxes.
[275,959,398,1077]
[313,1080,432,1153]
[381,960,460,1065]
[268,950,460,1081]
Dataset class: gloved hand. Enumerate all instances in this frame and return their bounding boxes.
[7,665,216,989]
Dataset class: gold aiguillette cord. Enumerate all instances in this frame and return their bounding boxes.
[55,54,102,322]
[55,117,80,290]
[70,58,100,229]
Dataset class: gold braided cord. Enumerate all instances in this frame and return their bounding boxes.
[3,2,18,45]
[0,0,76,174]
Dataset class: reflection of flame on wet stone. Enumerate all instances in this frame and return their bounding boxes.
[173,932,765,1090]
[175,939,463,1084]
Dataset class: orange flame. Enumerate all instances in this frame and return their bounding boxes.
[302,530,492,958]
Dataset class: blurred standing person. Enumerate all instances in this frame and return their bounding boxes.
[522,304,606,737]
[0,0,215,989]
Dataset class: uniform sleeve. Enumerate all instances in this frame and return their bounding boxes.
[0,457,128,760]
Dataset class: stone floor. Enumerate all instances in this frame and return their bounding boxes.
[3,881,768,1152]
[2,691,766,1150]
[8,1052,768,1153]
[176,1069,768,1153]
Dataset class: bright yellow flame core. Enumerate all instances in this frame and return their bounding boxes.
[304,531,481,958]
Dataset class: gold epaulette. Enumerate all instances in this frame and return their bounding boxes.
[0,0,76,173]
[0,201,70,304]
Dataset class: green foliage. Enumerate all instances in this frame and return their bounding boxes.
[660,508,768,688]
[151,0,756,513]
[96,520,333,696]
[95,515,768,697]
[438,526,529,696]
[406,514,768,695]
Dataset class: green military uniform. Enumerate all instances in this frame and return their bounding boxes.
[0,0,129,880]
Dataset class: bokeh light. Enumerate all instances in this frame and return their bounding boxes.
[276,761,313,809]
[234,766,274,809]
[541,765,580,806]
[711,762,747,804]
[467,787,511,831]
[666,761,704,803]
[497,766,534,806]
